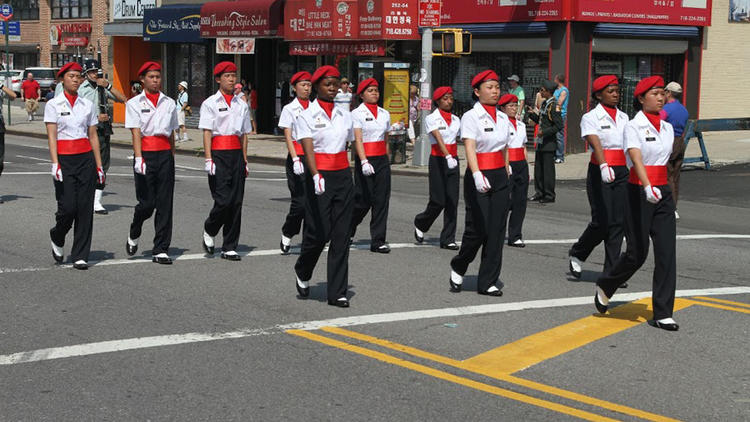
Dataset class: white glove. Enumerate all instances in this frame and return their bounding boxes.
[292,157,305,175]
[245,162,250,178]
[644,185,662,204]
[97,167,106,185]
[472,171,491,193]
[134,157,146,175]
[507,163,513,176]
[204,158,216,176]
[599,163,615,184]
[445,154,458,170]
[51,163,63,182]
[313,173,325,195]
[361,159,375,176]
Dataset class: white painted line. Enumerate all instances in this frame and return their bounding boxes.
[15,154,49,162]
[0,172,286,181]
[0,286,748,366]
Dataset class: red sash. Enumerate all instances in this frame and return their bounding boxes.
[476,151,505,170]
[211,135,241,150]
[590,149,626,166]
[293,141,305,156]
[141,135,171,152]
[315,151,349,171]
[363,141,387,157]
[431,143,458,157]
[57,138,92,155]
[508,147,526,162]
[628,165,668,186]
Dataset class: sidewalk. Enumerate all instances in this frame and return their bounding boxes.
[8,100,750,179]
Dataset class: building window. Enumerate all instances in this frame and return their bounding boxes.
[10,0,39,20]
[51,53,77,68]
[51,0,91,19]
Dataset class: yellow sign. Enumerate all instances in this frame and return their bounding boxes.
[383,68,409,126]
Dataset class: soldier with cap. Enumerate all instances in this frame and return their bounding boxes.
[499,93,529,248]
[199,61,253,261]
[526,79,563,203]
[278,70,313,254]
[124,61,179,265]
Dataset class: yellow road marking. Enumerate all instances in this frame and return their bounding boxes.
[323,326,681,422]
[691,296,750,309]
[689,300,750,315]
[287,329,621,422]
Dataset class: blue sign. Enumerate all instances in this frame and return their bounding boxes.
[0,20,19,36]
[0,4,12,19]
[143,5,203,43]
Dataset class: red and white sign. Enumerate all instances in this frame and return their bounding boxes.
[382,1,418,39]
[216,37,256,54]
[418,0,441,27]
[62,36,89,47]
[200,0,278,38]
[441,0,564,23]
[49,26,61,46]
[574,0,711,26]
[289,40,386,56]
[57,22,92,33]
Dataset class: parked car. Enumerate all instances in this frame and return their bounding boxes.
[9,69,24,97]
[23,67,58,97]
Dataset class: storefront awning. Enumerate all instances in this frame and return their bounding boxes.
[593,24,700,39]
[428,22,549,35]
[104,21,143,37]
[200,0,282,38]
[143,4,203,43]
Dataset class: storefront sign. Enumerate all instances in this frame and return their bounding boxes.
[63,36,89,47]
[441,0,564,23]
[113,0,156,21]
[382,1,418,39]
[289,41,386,56]
[200,0,279,37]
[56,23,92,33]
[143,5,202,43]
[575,0,711,26]
[418,0,442,27]
[216,37,256,54]
[595,60,622,75]
[383,67,409,126]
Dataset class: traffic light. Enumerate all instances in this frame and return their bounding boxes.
[435,29,471,57]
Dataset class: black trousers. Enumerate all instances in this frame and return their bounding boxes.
[534,149,555,200]
[50,151,96,262]
[507,160,529,243]
[450,167,510,292]
[205,149,246,252]
[295,169,353,300]
[129,150,175,255]
[95,128,110,190]
[569,163,628,273]
[351,155,391,246]
[597,184,677,320]
[281,154,306,238]
[414,154,460,245]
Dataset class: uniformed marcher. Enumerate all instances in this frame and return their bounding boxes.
[349,78,392,253]
[569,75,630,280]
[499,93,529,248]
[199,61,252,261]
[294,65,354,307]
[527,80,563,203]
[413,86,460,250]
[278,71,312,254]
[595,76,680,331]
[124,61,179,264]
[449,70,511,296]
[46,62,105,270]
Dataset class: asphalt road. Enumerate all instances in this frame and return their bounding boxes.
[1,134,749,421]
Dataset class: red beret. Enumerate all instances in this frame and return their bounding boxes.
[498,94,518,107]
[356,78,379,95]
[311,65,340,84]
[432,86,453,102]
[290,71,312,85]
[138,61,161,76]
[471,70,499,88]
[213,61,237,77]
[57,62,83,79]
[592,75,618,93]
[633,76,665,98]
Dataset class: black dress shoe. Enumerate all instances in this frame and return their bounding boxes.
[220,252,241,261]
[202,240,214,255]
[594,293,608,314]
[280,241,291,255]
[508,239,525,248]
[73,261,89,270]
[648,319,679,331]
[95,209,109,215]
[449,278,462,293]
[371,244,391,253]
[528,194,543,201]
[539,197,555,204]
[126,241,138,256]
[152,256,172,265]
[296,276,310,298]
[414,228,424,243]
[478,288,503,297]
[328,297,350,307]
[440,243,459,250]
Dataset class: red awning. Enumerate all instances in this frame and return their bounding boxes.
[200,0,282,38]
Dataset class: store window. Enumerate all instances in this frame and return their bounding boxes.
[51,0,92,19]
[170,43,208,108]
[10,0,39,20]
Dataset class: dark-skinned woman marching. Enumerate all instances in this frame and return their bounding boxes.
[413,86,460,250]
[498,93,529,248]
[595,76,680,331]
[449,70,511,296]
[46,62,105,270]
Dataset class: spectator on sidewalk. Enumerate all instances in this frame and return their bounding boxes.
[507,75,525,119]
[0,80,17,203]
[407,84,419,144]
[21,73,41,122]
[660,81,689,219]
[45,83,56,101]
[527,79,563,204]
[334,77,353,113]
[176,81,189,142]
[553,74,569,163]
[248,82,258,134]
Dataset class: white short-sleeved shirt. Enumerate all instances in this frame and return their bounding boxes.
[624,111,674,168]
[460,102,510,153]
[198,90,252,137]
[278,97,307,141]
[334,89,352,112]
[44,94,98,139]
[351,103,390,143]
[507,118,528,149]
[125,91,179,136]
[580,104,629,150]
[295,100,353,154]
[425,108,460,146]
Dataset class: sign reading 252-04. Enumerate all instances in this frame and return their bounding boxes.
[113,0,155,20]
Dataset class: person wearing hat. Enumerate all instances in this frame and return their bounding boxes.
[498,93,529,248]
[507,75,525,120]
[568,75,630,280]
[595,76,679,331]
[46,62,105,270]
[661,81,689,220]
[176,81,189,142]
[349,77,392,253]
[526,79,563,203]
[294,65,354,307]
[449,70,511,296]
[413,86,461,250]
[199,61,253,261]
[124,61,179,265]
[278,71,313,254]
[334,77,353,113]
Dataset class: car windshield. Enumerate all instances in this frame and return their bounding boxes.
[27,69,56,79]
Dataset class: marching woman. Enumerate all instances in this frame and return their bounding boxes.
[349,78,392,253]
[568,75,630,279]
[595,76,680,331]
[199,61,252,261]
[449,70,511,296]
[46,62,105,270]
[498,93,529,248]
[413,86,460,250]
[294,65,354,308]
[124,61,179,264]
[278,71,313,254]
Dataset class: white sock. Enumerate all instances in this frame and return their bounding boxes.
[203,231,214,248]
[657,317,676,325]
[127,237,138,247]
[450,270,463,285]
[94,189,104,208]
[296,275,309,289]
[281,235,292,247]
[74,260,87,265]
[154,252,169,259]
[596,286,609,306]
[486,285,500,293]
[570,256,583,273]
[223,250,238,256]
[414,226,424,238]
[51,241,63,256]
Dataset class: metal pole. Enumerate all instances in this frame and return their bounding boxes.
[413,28,432,166]
[5,21,10,126]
